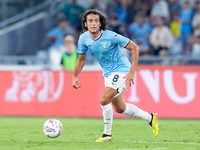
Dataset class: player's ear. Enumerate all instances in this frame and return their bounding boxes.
[85,22,87,27]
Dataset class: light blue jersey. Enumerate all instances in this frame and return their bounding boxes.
[77,30,131,76]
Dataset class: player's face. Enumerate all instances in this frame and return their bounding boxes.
[85,14,101,34]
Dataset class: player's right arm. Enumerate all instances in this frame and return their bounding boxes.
[72,53,86,89]
[72,33,88,89]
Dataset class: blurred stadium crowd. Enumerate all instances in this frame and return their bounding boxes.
[0,0,200,67]
[47,0,200,67]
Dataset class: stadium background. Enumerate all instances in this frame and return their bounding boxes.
[0,0,200,119]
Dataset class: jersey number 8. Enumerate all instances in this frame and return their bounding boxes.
[113,74,119,82]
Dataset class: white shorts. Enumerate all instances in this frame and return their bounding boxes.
[104,73,127,98]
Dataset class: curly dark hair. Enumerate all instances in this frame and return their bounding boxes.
[80,9,108,34]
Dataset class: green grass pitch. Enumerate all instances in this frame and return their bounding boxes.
[0,117,200,150]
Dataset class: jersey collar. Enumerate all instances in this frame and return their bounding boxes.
[89,30,103,41]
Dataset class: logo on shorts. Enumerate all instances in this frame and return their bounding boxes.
[101,42,107,48]
[111,82,116,85]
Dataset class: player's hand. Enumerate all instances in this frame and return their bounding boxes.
[72,76,81,89]
[123,71,135,86]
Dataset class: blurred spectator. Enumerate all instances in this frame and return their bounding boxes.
[159,49,170,65]
[189,30,200,57]
[179,0,196,8]
[150,0,170,25]
[133,0,149,16]
[108,14,122,35]
[192,1,200,36]
[60,36,77,70]
[62,0,85,32]
[114,0,131,25]
[89,0,100,10]
[128,12,152,52]
[170,12,181,37]
[159,49,169,57]
[168,0,182,14]
[105,0,119,18]
[179,1,194,52]
[169,12,183,55]
[142,50,153,57]
[88,0,107,14]
[126,0,136,25]
[137,41,152,56]
[47,18,75,49]
[149,17,174,55]
[126,0,151,25]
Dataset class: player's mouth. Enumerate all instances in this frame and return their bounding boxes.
[91,27,96,30]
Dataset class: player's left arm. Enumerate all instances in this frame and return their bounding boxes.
[123,40,140,86]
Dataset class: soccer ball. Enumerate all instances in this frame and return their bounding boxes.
[43,118,63,138]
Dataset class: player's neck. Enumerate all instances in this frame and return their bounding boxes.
[89,30,102,40]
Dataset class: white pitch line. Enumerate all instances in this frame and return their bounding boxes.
[0,138,200,145]
[74,149,107,150]
[118,140,200,145]
[115,148,168,150]
[0,138,199,148]
[74,149,168,150]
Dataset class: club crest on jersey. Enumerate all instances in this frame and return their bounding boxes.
[101,42,107,48]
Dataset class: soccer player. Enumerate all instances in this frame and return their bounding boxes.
[72,10,159,142]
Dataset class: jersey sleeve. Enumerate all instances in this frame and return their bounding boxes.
[48,27,60,37]
[77,35,88,54]
[112,32,130,48]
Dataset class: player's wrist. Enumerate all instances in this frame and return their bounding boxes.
[72,75,77,80]
[129,69,136,74]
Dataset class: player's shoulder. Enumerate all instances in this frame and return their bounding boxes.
[79,31,90,41]
[102,30,122,41]
[103,30,117,36]
[104,30,127,40]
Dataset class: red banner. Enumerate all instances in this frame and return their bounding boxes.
[0,66,200,118]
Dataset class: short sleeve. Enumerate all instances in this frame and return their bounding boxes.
[77,35,88,54]
[112,33,130,48]
[48,27,59,37]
